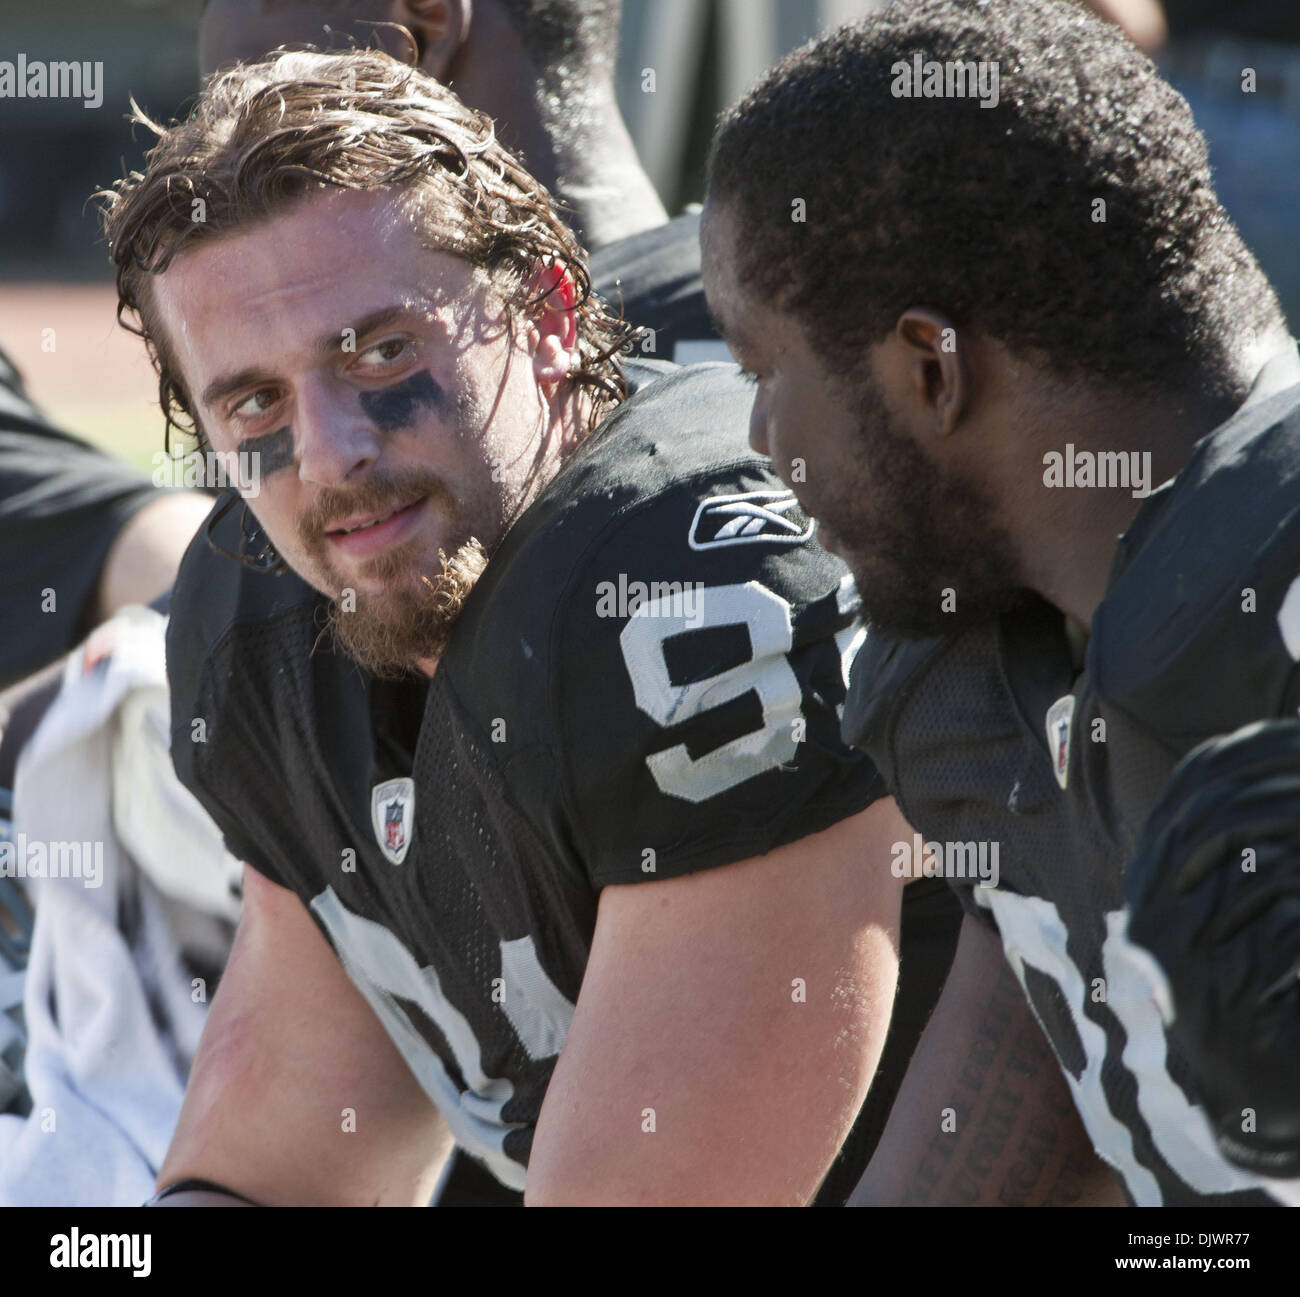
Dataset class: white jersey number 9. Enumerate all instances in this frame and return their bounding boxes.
[618,580,803,803]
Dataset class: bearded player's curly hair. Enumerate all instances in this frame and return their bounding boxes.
[708,0,1286,403]
[98,47,638,453]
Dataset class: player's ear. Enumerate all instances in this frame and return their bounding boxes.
[397,0,470,80]
[891,307,970,441]
[526,261,580,390]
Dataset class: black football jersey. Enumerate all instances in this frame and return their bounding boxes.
[0,345,160,687]
[590,211,730,365]
[844,349,1300,1206]
[168,361,888,1192]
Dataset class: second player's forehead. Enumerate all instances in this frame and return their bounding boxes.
[698,204,745,341]
[700,203,776,359]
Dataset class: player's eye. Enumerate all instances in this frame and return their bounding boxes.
[737,367,762,387]
[356,336,413,369]
[230,388,280,420]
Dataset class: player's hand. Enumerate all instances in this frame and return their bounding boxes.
[1124,719,1300,1177]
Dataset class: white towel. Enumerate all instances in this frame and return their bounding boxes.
[0,605,239,1206]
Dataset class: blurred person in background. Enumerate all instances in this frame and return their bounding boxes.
[1080,0,1300,328]
[0,359,211,784]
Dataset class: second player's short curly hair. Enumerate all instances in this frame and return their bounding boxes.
[707,0,1285,402]
[99,47,638,449]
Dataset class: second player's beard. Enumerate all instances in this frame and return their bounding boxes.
[323,534,491,677]
[826,376,1030,639]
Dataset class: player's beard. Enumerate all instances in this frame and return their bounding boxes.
[323,533,491,678]
[299,467,504,677]
[825,374,1030,638]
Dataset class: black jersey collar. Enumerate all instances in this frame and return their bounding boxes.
[1105,341,1300,594]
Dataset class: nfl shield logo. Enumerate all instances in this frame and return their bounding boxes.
[371,777,415,865]
[1045,695,1075,791]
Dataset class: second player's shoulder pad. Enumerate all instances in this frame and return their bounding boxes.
[1124,717,1300,1177]
[843,597,1070,837]
[1092,386,1300,749]
[445,362,883,886]
[842,630,951,785]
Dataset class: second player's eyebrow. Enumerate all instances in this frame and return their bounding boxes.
[199,303,433,408]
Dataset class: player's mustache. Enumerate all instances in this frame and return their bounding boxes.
[298,469,462,544]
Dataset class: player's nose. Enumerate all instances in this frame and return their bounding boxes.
[295,373,382,488]
[748,407,770,458]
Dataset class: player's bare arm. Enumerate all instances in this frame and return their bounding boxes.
[849,913,1124,1207]
[154,863,452,1207]
[1074,0,1167,53]
[94,490,213,624]
[527,799,904,1206]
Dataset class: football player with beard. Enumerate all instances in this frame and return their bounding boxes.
[701,0,1297,1204]
[100,47,935,1207]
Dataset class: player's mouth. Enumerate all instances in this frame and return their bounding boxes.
[325,496,426,559]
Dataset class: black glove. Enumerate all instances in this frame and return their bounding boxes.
[1125,719,1300,1178]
